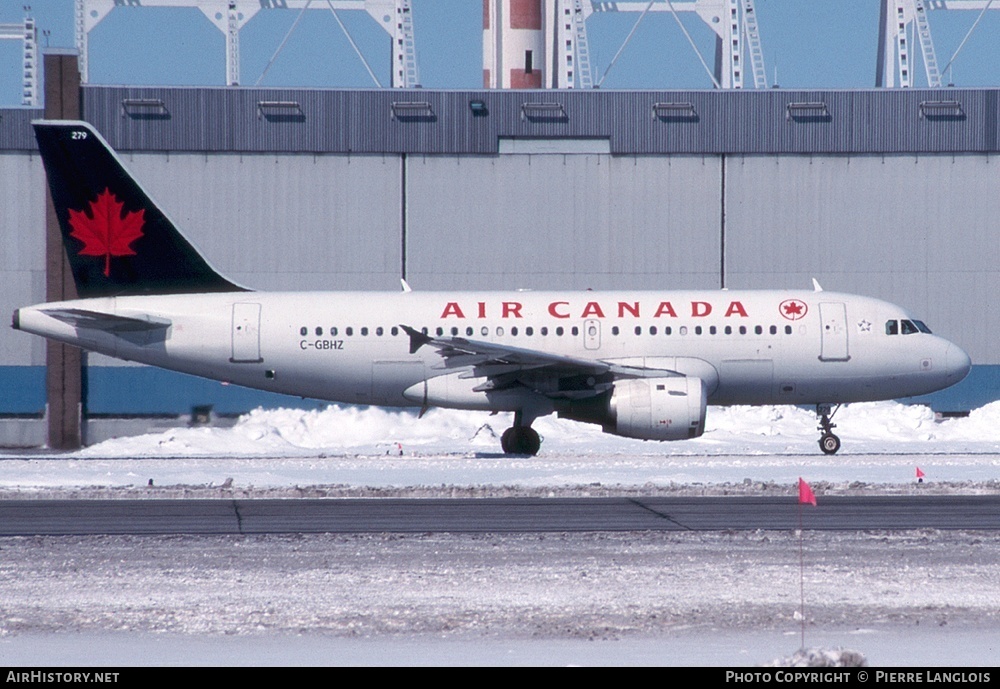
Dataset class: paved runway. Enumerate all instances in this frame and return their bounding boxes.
[1,495,998,535]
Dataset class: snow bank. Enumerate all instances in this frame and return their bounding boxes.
[73,400,1000,458]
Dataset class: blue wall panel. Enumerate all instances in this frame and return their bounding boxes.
[83,367,325,416]
[0,366,45,414]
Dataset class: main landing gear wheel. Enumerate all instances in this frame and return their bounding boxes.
[501,426,541,456]
[816,404,842,455]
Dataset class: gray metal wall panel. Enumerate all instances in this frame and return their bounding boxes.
[0,109,42,150]
[406,154,720,290]
[0,153,47,272]
[121,152,402,292]
[75,87,1000,156]
[0,153,47,365]
[724,154,1000,363]
[1,273,45,365]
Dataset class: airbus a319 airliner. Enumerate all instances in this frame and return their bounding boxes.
[15,121,971,455]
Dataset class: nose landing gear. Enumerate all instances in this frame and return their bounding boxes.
[817,404,842,455]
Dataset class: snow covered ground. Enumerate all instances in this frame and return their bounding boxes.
[2,400,999,493]
[0,401,998,666]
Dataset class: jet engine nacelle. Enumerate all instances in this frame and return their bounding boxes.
[608,377,706,441]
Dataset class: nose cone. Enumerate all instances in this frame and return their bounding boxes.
[945,343,972,385]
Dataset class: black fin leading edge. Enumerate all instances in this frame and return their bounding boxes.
[33,120,246,298]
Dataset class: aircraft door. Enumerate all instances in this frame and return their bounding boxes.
[231,302,263,363]
[583,319,601,350]
[818,302,850,362]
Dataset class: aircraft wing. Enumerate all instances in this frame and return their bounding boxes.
[401,325,681,400]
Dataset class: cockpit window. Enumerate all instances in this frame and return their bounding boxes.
[887,318,931,335]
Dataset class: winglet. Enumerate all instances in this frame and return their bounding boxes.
[400,279,413,293]
[400,324,431,354]
[811,278,824,292]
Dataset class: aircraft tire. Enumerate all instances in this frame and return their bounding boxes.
[519,427,541,455]
[819,433,841,455]
[501,427,541,456]
[501,428,514,454]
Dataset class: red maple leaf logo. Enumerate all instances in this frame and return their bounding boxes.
[779,299,808,320]
[68,188,145,277]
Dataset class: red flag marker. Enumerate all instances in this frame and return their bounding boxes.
[916,467,925,483]
[798,477,817,506]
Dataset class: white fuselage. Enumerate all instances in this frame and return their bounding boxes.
[15,289,971,412]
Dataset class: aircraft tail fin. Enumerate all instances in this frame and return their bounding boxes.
[32,120,245,298]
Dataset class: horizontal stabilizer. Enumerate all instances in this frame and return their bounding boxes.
[41,308,171,333]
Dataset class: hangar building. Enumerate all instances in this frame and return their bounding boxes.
[1,65,997,445]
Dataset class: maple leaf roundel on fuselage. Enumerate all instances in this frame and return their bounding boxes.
[67,188,145,278]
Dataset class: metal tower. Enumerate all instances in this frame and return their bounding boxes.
[0,9,39,106]
[484,0,767,89]
[876,0,1000,87]
[877,0,941,87]
[73,0,420,88]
